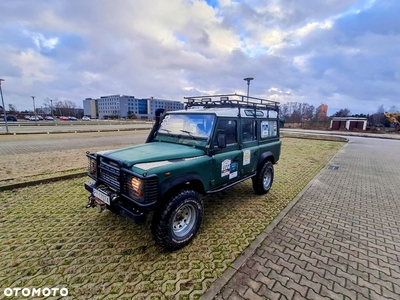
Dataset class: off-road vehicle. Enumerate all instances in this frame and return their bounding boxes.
[85,94,281,250]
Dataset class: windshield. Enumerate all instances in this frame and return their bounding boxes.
[158,114,215,139]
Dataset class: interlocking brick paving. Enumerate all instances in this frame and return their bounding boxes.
[0,138,344,299]
[211,137,400,300]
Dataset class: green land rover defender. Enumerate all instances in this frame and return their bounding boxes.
[85,94,281,250]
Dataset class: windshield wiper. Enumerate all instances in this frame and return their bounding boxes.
[180,130,196,139]
[160,128,172,136]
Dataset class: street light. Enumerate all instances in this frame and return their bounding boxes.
[243,77,254,102]
[0,79,9,133]
[31,96,37,126]
[50,99,54,122]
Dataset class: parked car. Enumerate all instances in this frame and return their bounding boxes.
[24,115,31,120]
[82,116,91,121]
[59,116,69,121]
[30,116,43,121]
[6,115,17,122]
[45,116,54,121]
[84,93,282,250]
[68,116,78,121]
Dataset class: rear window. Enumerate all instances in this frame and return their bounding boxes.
[261,120,278,139]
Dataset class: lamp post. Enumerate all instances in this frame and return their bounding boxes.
[243,77,254,102]
[0,79,9,133]
[31,96,37,126]
[50,99,54,122]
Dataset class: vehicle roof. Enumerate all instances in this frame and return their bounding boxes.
[168,107,279,118]
[168,93,280,118]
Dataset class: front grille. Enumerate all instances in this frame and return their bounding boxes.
[99,160,120,190]
[95,155,158,204]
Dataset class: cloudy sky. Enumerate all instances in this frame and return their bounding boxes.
[0,0,399,115]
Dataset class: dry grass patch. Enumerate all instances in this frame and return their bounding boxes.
[0,146,132,186]
[0,138,345,299]
[281,131,348,142]
[0,131,146,186]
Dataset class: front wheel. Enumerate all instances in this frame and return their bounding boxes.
[252,161,274,195]
[151,190,203,251]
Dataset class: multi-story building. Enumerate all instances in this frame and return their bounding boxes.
[83,98,98,118]
[316,104,328,121]
[83,95,184,119]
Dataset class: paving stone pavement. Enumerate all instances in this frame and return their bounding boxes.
[202,136,400,299]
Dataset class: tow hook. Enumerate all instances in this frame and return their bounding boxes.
[85,196,95,208]
[85,196,106,213]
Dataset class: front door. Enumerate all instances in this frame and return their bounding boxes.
[211,118,242,188]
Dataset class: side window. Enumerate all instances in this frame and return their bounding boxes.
[260,120,278,139]
[242,119,257,142]
[214,119,237,145]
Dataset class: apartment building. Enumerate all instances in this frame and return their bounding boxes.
[83,95,184,119]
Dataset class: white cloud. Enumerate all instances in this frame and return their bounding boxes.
[0,0,398,115]
[31,34,58,51]
[11,50,55,84]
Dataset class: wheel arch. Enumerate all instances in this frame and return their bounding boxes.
[159,173,206,200]
[257,151,275,170]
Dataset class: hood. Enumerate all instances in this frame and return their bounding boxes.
[98,142,205,168]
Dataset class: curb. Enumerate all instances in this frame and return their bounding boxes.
[200,142,349,300]
[0,172,87,191]
[281,129,400,140]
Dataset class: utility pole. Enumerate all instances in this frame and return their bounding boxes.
[0,79,9,133]
[50,99,54,122]
[31,96,37,126]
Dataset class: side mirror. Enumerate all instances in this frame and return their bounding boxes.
[217,134,226,148]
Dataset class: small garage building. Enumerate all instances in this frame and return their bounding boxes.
[330,117,367,131]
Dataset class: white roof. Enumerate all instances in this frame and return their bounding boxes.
[331,117,367,121]
[169,107,278,118]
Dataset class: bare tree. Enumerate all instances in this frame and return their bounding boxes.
[43,97,58,116]
[372,104,385,125]
[8,104,17,113]
[388,105,399,113]
[300,103,315,120]
[53,99,77,116]
[280,102,314,122]
[332,108,351,117]
[280,103,289,117]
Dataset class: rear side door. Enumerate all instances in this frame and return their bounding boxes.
[240,118,259,175]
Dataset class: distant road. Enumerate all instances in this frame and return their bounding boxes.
[0,120,153,134]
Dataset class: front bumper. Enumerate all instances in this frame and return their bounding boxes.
[84,181,152,224]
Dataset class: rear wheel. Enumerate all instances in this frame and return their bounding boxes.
[152,190,203,251]
[252,161,274,194]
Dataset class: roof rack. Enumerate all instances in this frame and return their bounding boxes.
[184,93,280,112]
